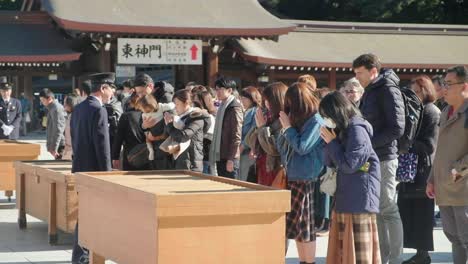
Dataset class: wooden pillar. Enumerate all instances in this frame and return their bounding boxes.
[100,49,112,72]
[207,50,219,88]
[48,182,58,245]
[328,69,337,90]
[18,173,27,229]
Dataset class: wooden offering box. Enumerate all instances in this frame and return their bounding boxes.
[0,140,40,200]
[15,160,76,244]
[76,170,291,264]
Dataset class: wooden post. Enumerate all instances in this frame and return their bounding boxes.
[18,173,27,229]
[48,182,57,245]
[328,68,337,90]
[207,50,219,88]
[90,252,105,264]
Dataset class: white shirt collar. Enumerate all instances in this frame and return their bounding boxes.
[90,95,103,106]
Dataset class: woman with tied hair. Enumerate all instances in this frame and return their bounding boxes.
[398,75,440,264]
[340,77,365,107]
[276,82,325,264]
[112,93,148,170]
[298,74,318,91]
[192,90,217,174]
[239,86,262,181]
[246,82,288,186]
[164,89,211,172]
[319,91,381,264]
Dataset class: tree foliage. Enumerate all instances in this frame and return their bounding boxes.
[0,0,23,10]
[265,0,467,24]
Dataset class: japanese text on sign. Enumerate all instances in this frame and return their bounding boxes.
[117,38,202,65]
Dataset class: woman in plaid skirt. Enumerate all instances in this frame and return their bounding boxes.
[276,82,325,264]
[319,92,381,264]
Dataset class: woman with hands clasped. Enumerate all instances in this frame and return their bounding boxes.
[319,91,381,264]
[245,82,288,185]
[276,82,325,264]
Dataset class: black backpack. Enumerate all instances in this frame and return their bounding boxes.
[397,87,424,154]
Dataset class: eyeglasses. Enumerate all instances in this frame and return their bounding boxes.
[443,82,465,88]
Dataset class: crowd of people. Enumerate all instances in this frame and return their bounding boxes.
[1,53,466,264]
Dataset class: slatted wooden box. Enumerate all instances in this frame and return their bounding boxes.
[15,160,76,244]
[76,170,291,264]
[0,140,40,200]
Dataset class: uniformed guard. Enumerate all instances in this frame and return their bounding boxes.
[0,76,22,140]
[70,72,115,264]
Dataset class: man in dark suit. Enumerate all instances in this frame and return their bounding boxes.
[0,77,22,140]
[70,72,115,264]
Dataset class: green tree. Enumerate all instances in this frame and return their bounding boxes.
[264,0,467,24]
[0,0,23,10]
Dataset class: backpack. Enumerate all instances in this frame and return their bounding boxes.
[377,86,424,154]
[397,87,424,154]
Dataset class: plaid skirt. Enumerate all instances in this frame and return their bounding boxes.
[326,211,381,264]
[286,181,316,242]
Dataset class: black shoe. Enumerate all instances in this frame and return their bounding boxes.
[402,254,431,264]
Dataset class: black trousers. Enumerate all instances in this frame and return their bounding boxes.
[216,159,239,179]
[398,194,435,251]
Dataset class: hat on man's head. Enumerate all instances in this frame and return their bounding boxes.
[88,72,115,86]
[0,76,12,90]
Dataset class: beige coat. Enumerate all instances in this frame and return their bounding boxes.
[428,100,468,206]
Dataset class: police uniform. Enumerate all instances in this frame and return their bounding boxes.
[0,77,22,140]
[70,72,114,264]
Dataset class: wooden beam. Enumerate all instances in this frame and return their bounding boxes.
[207,50,219,88]
[328,69,337,90]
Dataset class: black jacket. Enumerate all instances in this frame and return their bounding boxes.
[359,69,405,161]
[166,109,211,171]
[112,110,146,170]
[70,96,111,173]
[105,97,123,147]
[400,103,440,194]
[0,98,22,140]
[153,81,174,104]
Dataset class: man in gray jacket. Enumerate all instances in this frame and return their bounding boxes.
[427,65,468,264]
[39,88,66,160]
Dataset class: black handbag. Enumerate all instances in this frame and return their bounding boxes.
[127,144,151,169]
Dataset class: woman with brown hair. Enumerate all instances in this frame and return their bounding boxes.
[398,75,440,264]
[245,82,288,186]
[298,74,318,91]
[192,90,217,173]
[164,89,211,172]
[112,93,149,170]
[276,82,325,264]
[239,86,262,181]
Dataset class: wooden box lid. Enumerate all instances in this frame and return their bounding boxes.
[76,170,291,217]
[15,160,73,183]
[0,140,41,159]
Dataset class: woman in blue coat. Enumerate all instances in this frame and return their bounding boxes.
[276,82,325,264]
[319,91,381,264]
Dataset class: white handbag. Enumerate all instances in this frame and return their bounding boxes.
[320,167,337,196]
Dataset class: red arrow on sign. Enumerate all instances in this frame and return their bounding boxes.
[190,44,198,60]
